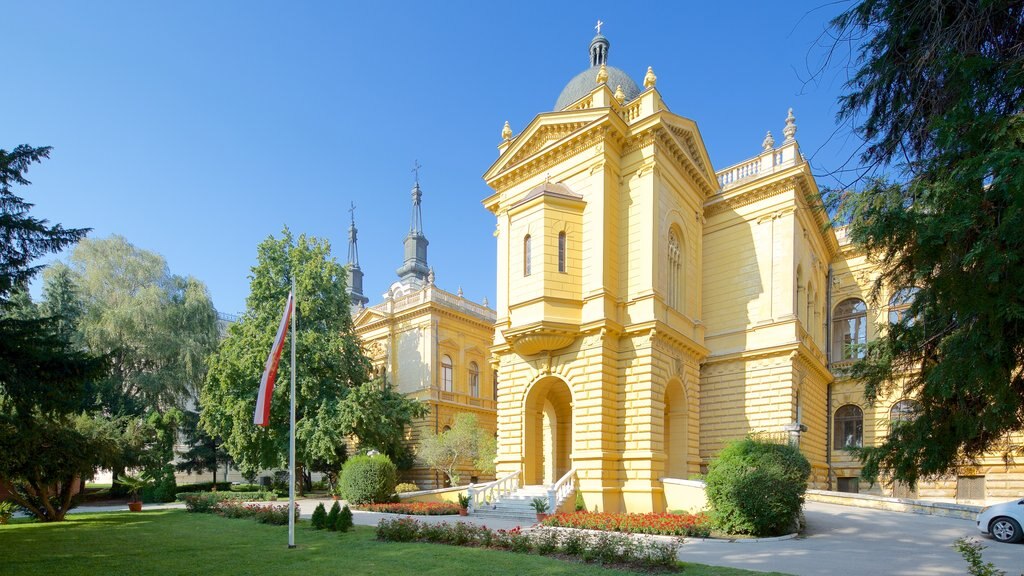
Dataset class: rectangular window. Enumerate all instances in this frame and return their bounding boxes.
[956,476,986,501]
[469,372,479,398]
[442,366,453,392]
[524,235,531,276]
[837,477,859,493]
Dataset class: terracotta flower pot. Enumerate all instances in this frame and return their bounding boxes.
[536,513,548,522]
[459,508,468,516]
[128,501,143,512]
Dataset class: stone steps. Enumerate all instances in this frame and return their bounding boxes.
[470,484,573,523]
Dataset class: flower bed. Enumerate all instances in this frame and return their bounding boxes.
[376,518,680,570]
[356,502,460,515]
[541,511,711,537]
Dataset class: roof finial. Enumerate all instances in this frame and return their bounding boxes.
[589,25,610,67]
[783,108,797,142]
[411,159,422,186]
[762,131,775,151]
[596,63,608,85]
[613,84,625,104]
[457,286,464,298]
[643,66,657,89]
[502,120,512,141]
[595,19,603,35]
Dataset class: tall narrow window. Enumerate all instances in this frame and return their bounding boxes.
[441,355,453,392]
[667,230,682,311]
[833,405,864,450]
[557,231,566,273]
[468,362,480,397]
[523,235,532,276]
[493,369,499,400]
[832,298,867,360]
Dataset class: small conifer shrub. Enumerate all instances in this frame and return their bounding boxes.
[311,502,327,530]
[339,504,354,532]
[326,501,341,531]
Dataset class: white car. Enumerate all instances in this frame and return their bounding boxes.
[977,498,1024,543]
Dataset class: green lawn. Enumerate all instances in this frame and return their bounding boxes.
[0,510,792,576]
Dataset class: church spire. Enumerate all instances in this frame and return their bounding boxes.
[396,161,430,283]
[346,202,368,307]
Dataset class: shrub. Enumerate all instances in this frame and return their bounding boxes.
[338,455,397,505]
[326,501,341,531]
[339,505,353,532]
[175,490,276,503]
[215,502,299,525]
[230,483,260,492]
[395,482,420,494]
[705,437,810,537]
[574,491,586,512]
[173,482,231,495]
[140,466,177,503]
[311,503,327,530]
[182,493,220,513]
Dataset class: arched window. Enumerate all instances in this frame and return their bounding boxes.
[889,287,920,325]
[667,229,683,311]
[441,355,453,392]
[468,361,480,397]
[833,405,864,450]
[832,298,867,360]
[523,235,532,276]
[890,399,920,427]
[557,231,566,273]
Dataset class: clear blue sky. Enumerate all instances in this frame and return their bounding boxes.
[6,1,861,315]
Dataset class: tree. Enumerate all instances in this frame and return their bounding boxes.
[0,144,111,521]
[338,378,428,469]
[418,413,493,486]
[176,409,231,483]
[67,236,219,413]
[201,229,418,492]
[828,1,1024,485]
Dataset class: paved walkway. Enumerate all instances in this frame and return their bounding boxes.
[60,498,1024,575]
[680,501,1024,575]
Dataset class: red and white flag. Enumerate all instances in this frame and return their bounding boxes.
[254,292,294,426]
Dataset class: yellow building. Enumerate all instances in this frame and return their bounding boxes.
[350,180,498,489]
[473,29,1023,514]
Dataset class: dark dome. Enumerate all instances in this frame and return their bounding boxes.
[555,65,640,111]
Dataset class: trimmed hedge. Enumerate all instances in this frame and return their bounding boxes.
[176,490,276,503]
[174,482,231,495]
[705,437,810,537]
[338,455,397,505]
[394,482,420,494]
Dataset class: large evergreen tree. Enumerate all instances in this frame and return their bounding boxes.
[829,1,1024,485]
[0,144,112,521]
[201,229,424,491]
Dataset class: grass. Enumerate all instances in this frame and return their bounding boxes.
[0,510,792,576]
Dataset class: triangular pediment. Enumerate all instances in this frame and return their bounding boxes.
[484,108,612,183]
[353,305,387,329]
[656,115,719,195]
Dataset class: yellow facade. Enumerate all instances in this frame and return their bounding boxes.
[477,32,1023,512]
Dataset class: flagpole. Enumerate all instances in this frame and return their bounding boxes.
[288,278,297,549]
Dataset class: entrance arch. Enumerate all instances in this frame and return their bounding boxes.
[523,376,573,485]
[663,379,689,479]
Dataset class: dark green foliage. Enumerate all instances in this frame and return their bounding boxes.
[176,410,231,484]
[338,504,353,532]
[326,501,341,531]
[574,490,585,512]
[173,482,231,495]
[311,502,327,530]
[338,454,397,505]
[828,0,1024,485]
[140,466,177,503]
[705,437,810,537]
[954,537,1007,576]
[176,491,276,503]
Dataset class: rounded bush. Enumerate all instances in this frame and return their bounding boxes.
[395,482,420,494]
[338,454,398,504]
[705,437,810,537]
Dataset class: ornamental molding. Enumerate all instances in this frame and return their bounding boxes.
[506,121,591,168]
[490,126,612,193]
[652,127,717,197]
[704,175,800,218]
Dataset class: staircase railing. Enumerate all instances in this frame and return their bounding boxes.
[467,470,520,513]
[548,467,577,514]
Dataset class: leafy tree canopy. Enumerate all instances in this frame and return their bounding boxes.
[201,228,423,483]
[418,413,494,485]
[829,0,1024,485]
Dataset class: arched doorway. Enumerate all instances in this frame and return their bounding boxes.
[523,377,573,485]
[663,379,688,479]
